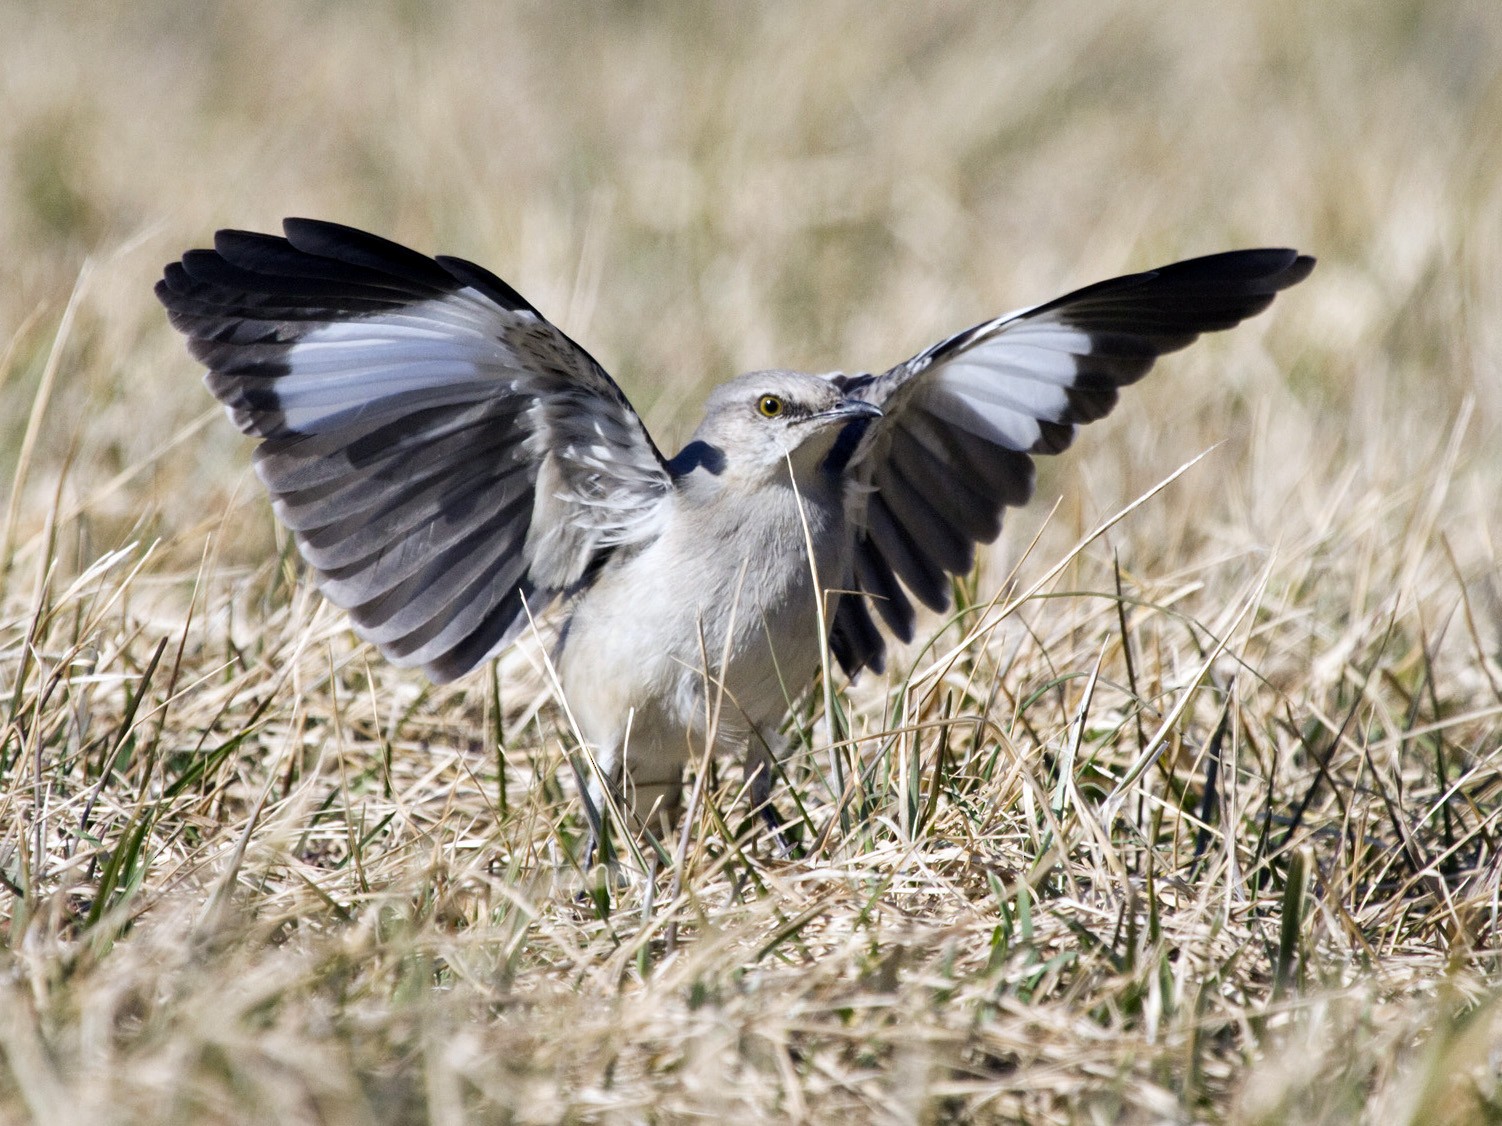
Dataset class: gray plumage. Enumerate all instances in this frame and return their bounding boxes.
[157,220,1313,829]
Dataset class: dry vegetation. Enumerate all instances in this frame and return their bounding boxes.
[2,2,1501,1122]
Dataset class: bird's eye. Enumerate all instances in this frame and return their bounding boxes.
[756,395,785,418]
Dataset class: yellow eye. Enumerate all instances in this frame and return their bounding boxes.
[757,394,785,418]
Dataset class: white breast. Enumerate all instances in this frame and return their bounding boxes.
[557,476,849,775]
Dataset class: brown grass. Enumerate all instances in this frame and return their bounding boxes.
[2,2,1501,1121]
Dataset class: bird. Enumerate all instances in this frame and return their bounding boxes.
[156,219,1313,844]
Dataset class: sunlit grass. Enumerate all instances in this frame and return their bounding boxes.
[2,2,1500,1121]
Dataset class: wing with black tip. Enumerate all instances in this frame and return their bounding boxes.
[157,218,672,682]
[826,248,1316,676]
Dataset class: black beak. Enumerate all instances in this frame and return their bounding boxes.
[812,398,883,425]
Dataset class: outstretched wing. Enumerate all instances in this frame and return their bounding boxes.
[157,218,671,682]
[826,248,1316,676]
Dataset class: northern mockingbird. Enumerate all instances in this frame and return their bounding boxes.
[157,219,1312,837]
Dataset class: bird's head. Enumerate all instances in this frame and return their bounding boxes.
[680,369,882,483]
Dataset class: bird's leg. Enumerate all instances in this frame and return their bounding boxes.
[744,737,795,856]
[577,738,638,877]
[579,768,614,874]
[582,755,683,878]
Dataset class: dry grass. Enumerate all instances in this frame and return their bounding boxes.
[3,2,1501,1121]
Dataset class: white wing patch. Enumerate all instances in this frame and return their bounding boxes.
[159,219,674,681]
[824,248,1315,678]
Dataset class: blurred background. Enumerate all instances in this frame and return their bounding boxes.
[3,5,1501,1118]
[2,0,1497,597]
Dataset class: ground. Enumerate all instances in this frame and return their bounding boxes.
[1,2,1500,1122]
